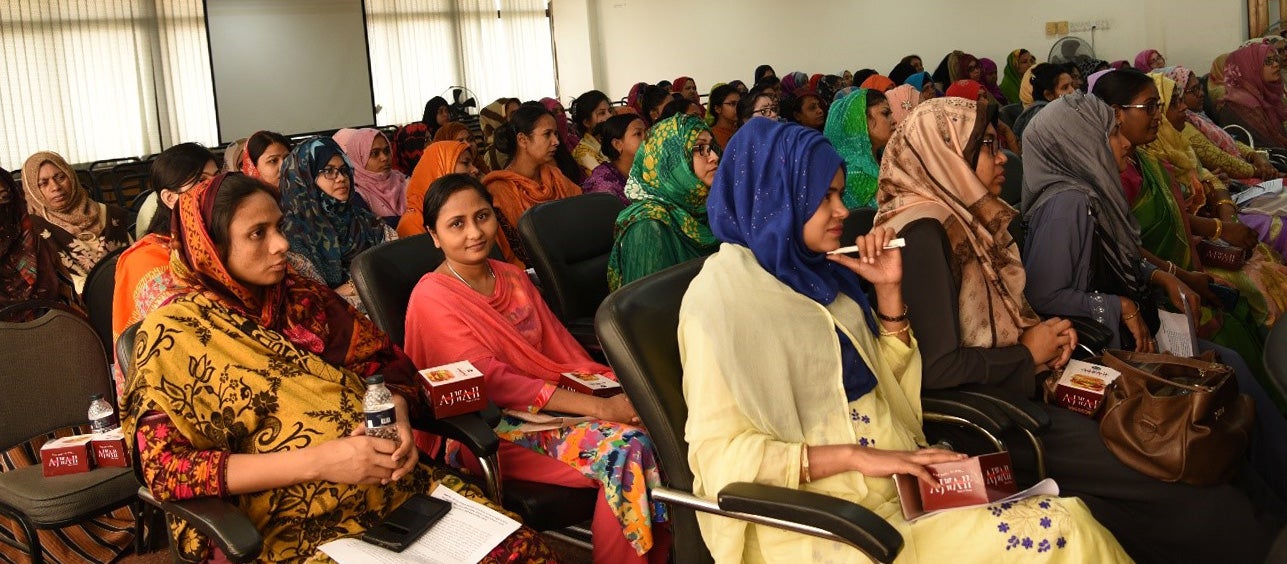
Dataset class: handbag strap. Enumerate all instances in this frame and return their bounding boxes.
[1100,349,1231,393]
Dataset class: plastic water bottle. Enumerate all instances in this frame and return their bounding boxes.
[363,375,400,442]
[88,394,119,434]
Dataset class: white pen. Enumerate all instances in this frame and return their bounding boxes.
[826,238,906,255]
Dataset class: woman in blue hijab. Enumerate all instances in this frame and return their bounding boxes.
[677,118,1128,563]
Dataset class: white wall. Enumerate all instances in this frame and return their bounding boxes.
[551,0,1247,101]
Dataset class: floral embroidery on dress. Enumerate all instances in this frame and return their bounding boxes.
[850,408,876,446]
[990,497,1072,552]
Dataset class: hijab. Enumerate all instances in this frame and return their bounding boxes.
[955,53,979,82]
[946,79,986,101]
[823,89,880,208]
[932,51,962,88]
[1168,66,1240,155]
[833,86,859,103]
[332,128,407,218]
[754,65,776,85]
[1086,69,1113,93]
[874,98,1041,348]
[904,72,934,92]
[781,71,809,98]
[1019,67,1037,107]
[1142,73,1203,184]
[1000,49,1029,104]
[886,85,921,123]
[540,97,581,150]
[707,118,878,401]
[859,74,895,92]
[979,58,1008,104]
[21,151,104,237]
[278,137,387,288]
[1223,43,1287,127]
[398,140,471,238]
[616,114,718,254]
[421,97,449,134]
[1076,58,1110,88]
[1021,92,1144,295]
[1133,49,1161,71]
[626,82,648,116]
[889,58,919,85]
[0,168,72,309]
[434,121,488,173]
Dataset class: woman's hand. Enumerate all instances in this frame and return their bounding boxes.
[335,281,359,298]
[1220,221,1260,251]
[1119,297,1155,353]
[1019,318,1074,367]
[851,447,967,487]
[1173,269,1220,308]
[826,227,903,287]
[594,394,641,425]
[1153,271,1203,326]
[312,432,402,485]
[389,394,418,482]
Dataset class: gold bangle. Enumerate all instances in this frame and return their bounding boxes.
[801,445,812,484]
[1216,199,1236,209]
[1121,309,1139,322]
[1167,261,1176,275]
[1213,218,1223,240]
[878,322,911,337]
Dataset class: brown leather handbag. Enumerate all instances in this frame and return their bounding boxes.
[1097,349,1254,485]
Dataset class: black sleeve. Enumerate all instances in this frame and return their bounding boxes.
[899,219,1037,396]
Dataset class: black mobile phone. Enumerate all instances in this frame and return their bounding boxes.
[1208,282,1240,312]
[361,494,451,552]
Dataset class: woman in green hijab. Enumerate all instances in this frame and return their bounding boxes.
[607,114,720,290]
[823,88,895,208]
[1000,48,1036,106]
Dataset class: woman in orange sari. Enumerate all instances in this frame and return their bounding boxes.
[482,102,582,266]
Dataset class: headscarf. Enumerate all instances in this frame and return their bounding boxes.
[859,74,895,92]
[889,58,919,85]
[480,98,513,170]
[781,71,809,98]
[1109,60,1131,71]
[21,151,104,237]
[1076,58,1109,87]
[1206,53,1230,111]
[626,82,648,116]
[238,132,264,178]
[278,137,386,288]
[1142,73,1205,185]
[0,168,72,309]
[397,140,471,238]
[434,121,488,173]
[421,96,450,135]
[955,53,979,82]
[1223,42,1287,127]
[754,65,775,84]
[816,75,843,106]
[1000,49,1028,104]
[1170,66,1240,155]
[613,114,718,265]
[392,121,430,176]
[1021,92,1144,295]
[833,86,859,103]
[874,98,1040,348]
[885,85,921,123]
[672,76,698,101]
[1133,49,1162,71]
[853,69,879,87]
[823,89,880,208]
[707,117,878,400]
[541,97,580,150]
[332,128,407,218]
[1019,67,1036,107]
[979,58,1008,104]
[1086,69,1113,93]
[904,72,934,92]
[932,51,962,88]
[946,79,985,101]
[808,74,824,91]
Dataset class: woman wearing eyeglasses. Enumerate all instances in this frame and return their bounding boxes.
[333,128,408,226]
[708,84,741,149]
[737,89,779,125]
[607,114,720,291]
[279,137,394,309]
[1217,42,1287,149]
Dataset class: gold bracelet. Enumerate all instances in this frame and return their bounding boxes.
[1167,261,1176,275]
[801,445,812,484]
[1213,218,1223,240]
[1216,199,1236,209]
[1121,309,1139,322]
[876,304,909,323]
[878,322,911,337]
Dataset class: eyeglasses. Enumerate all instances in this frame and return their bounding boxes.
[317,165,353,180]
[723,99,741,107]
[753,105,779,116]
[980,136,998,158]
[691,144,717,158]
[1266,56,1282,67]
[1118,100,1161,116]
[1183,83,1203,95]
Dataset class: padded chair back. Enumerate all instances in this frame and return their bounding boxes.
[841,207,877,245]
[84,247,124,357]
[999,149,1022,207]
[595,257,711,563]
[517,193,625,324]
[999,103,1023,129]
[0,310,112,451]
[350,234,445,348]
[1266,319,1287,390]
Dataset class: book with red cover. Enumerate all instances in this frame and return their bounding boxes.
[419,361,487,418]
[559,372,623,398]
[895,452,1018,519]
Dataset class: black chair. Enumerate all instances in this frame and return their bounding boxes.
[0,310,143,563]
[999,103,1023,129]
[350,235,599,536]
[517,193,625,350]
[118,322,263,562]
[83,247,125,357]
[596,258,1028,563]
[999,149,1022,207]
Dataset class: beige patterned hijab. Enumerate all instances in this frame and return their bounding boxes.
[874,97,1040,348]
[21,151,105,237]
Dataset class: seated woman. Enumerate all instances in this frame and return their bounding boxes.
[607,114,720,291]
[237,130,291,194]
[113,143,218,357]
[672,76,703,109]
[904,71,938,102]
[483,102,583,267]
[397,140,479,238]
[979,57,1008,105]
[1000,48,1037,105]
[638,85,672,126]
[1022,92,1287,498]
[783,89,827,131]
[582,114,645,205]
[680,116,1130,563]
[659,97,706,121]
[480,97,523,171]
[392,96,450,175]
[570,90,614,178]
[888,55,921,85]
[1217,43,1287,148]
[1133,49,1167,72]
[122,172,553,563]
[333,128,408,224]
[1013,64,1074,138]
[708,84,741,149]
[737,88,780,124]
[876,96,1278,563]
[884,85,922,125]
[0,169,79,314]
[21,151,132,294]
[944,80,1020,153]
[434,121,489,174]
[1169,66,1282,184]
[404,173,668,564]
[823,88,894,208]
[1207,53,1232,114]
[279,137,395,308]
[858,74,895,93]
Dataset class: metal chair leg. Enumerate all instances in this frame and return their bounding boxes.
[477,453,504,502]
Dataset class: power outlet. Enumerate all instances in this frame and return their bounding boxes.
[1057,21,1069,35]
[1046,21,1059,35]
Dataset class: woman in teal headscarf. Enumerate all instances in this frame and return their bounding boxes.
[607,114,720,290]
[823,88,895,208]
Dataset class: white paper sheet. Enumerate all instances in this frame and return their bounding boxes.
[320,485,521,564]
[1233,178,1284,206]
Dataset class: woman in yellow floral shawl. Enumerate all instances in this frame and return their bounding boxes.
[607,114,720,290]
[121,172,553,563]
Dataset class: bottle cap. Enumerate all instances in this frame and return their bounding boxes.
[364,374,385,385]
[89,393,104,401]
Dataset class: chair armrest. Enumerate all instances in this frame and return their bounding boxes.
[412,411,500,457]
[137,488,262,563]
[953,384,1051,433]
[717,482,902,563]
[920,390,1012,436]
[1066,316,1112,353]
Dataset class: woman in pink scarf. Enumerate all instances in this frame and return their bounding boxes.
[332,128,408,221]
[1133,49,1166,71]
[978,58,1009,105]
[1216,42,1287,148]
